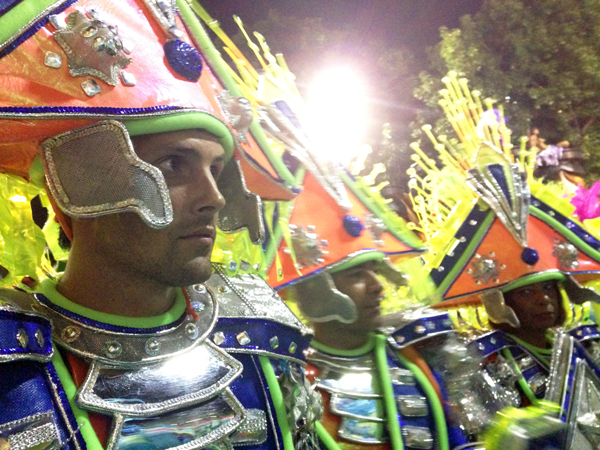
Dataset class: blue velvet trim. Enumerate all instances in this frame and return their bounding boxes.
[0,105,184,115]
[0,0,77,59]
[468,330,510,357]
[44,359,86,450]
[390,312,453,348]
[0,309,52,356]
[34,294,186,334]
[570,324,600,342]
[212,317,312,362]
[531,195,600,250]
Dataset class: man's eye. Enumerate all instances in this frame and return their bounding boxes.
[211,164,223,180]
[156,156,182,174]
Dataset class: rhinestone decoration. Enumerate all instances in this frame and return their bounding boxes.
[426,321,436,330]
[190,301,205,313]
[53,10,132,86]
[120,70,136,86]
[554,240,579,268]
[17,329,28,348]
[164,39,203,82]
[228,260,238,271]
[240,260,250,272]
[81,79,101,96]
[61,326,81,343]
[145,338,161,356]
[470,254,500,284]
[269,336,279,349]
[365,214,386,246]
[213,331,225,346]
[414,325,426,334]
[217,286,230,294]
[44,51,62,68]
[289,224,328,268]
[342,215,364,237]
[185,323,199,340]
[237,331,251,345]
[521,247,540,265]
[35,329,44,347]
[104,340,122,358]
[289,342,297,353]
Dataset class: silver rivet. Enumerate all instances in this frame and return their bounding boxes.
[493,278,500,284]
[104,340,122,358]
[549,211,555,216]
[490,337,497,344]
[500,264,506,270]
[289,342,297,353]
[307,225,316,232]
[478,343,485,351]
[466,268,473,274]
[240,261,250,271]
[426,321,435,330]
[145,338,161,355]
[237,331,251,345]
[253,263,261,271]
[81,79,100,96]
[80,25,98,37]
[489,252,496,257]
[193,284,206,293]
[61,326,81,343]
[44,51,62,68]
[35,329,44,347]
[270,336,279,349]
[475,280,482,285]
[395,335,405,344]
[460,237,467,243]
[469,220,478,226]
[218,286,229,294]
[415,325,426,334]
[443,319,452,328]
[185,323,199,340]
[17,329,28,348]
[213,332,225,346]
[438,266,444,272]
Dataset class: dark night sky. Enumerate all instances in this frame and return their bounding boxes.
[200,1,482,57]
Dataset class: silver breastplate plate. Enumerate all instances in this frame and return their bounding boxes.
[32,284,266,450]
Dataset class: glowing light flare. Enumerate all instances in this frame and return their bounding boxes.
[305,68,369,166]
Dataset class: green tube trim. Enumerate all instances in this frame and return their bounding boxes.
[311,334,376,356]
[436,210,496,297]
[51,349,103,449]
[501,348,539,406]
[394,349,449,450]
[258,355,294,449]
[530,206,600,261]
[338,171,425,251]
[500,271,566,293]
[375,334,404,450]
[180,0,297,187]
[264,167,306,269]
[0,0,60,48]
[315,421,342,450]
[329,251,385,274]
[123,112,234,161]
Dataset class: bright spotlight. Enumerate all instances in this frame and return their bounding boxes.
[305,68,368,166]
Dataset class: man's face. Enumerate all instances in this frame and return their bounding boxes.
[331,261,384,332]
[74,129,226,287]
[503,280,561,331]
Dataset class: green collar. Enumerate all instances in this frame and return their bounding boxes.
[36,277,187,329]
[311,333,377,356]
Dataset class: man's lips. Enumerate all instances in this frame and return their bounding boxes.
[179,227,216,241]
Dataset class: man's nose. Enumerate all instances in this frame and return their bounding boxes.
[194,168,226,214]
[367,270,384,294]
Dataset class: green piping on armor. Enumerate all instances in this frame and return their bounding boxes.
[258,355,294,450]
[311,334,376,357]
[37,278,187,328]
[52,349,103,449]
[375,334,404,450]
[501,348,539,406]
[315,421,341,450]
[0,0,61,49]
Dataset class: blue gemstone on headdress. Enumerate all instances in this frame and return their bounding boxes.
[521,247,539,265]
[343,215,364,237]
[164,39,203,82]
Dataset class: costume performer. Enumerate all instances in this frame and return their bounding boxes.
[0,1,326,449]
[408,72,600,449]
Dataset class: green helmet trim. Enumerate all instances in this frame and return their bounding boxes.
[500,271,566,293]
[123,112,235,162]
[329,251,385,274]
